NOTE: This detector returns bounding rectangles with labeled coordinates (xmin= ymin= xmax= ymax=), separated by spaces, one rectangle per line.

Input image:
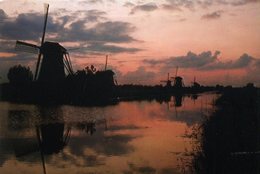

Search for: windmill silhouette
xmin=160 ymin=73 xmax=172 ymax=87
xmin=191 ymin=76 xmax=200 ymax=88
xmin=15 ymin=4 xmax=73 ymax=84
xmin=171 ymin=66 xmax=184 ymax=88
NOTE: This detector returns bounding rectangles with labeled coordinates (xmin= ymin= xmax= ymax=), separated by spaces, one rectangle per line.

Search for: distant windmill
xmin=160 ymin=73 xmax=172 ymax=87
xmin=171 ymin=66 xmax=184 ymax=88
xmin=191 ymin=76 xmax=200 ymax=88
xmin=15 ymin=4 xmax=73 ymax=84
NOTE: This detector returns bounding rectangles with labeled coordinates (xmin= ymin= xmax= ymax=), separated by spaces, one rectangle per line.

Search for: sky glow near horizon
xmin=0 ymin=0 xmax=260 ymax=86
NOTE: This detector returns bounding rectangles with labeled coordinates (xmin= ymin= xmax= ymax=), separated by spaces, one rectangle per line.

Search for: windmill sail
xmin=41 ymin=3 xmax=49 ymax=46
xmin=15 ymin=41 xmax=39 ymax=54
xmin=34 ymin=3 xmax=49 ymax=80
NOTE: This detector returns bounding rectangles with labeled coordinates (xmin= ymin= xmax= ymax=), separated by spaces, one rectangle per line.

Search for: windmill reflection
xmin=36 ymin=105 xmax=71 ymax=154
xmin=173 ymin=94 xmax=183 ymax=107
xmin=154 ymin=94 xmax=183 ymax=107
xmin=7 ymin=105 xmax=104 ymax=174
xmin=36 ymin=123 xmax=70 ymax=155
xmin=191 ymin=94 xmax=198 ymax=101
xmin=7 ymin=106 xmax=71 ymax=174
xmin=35 ymin=122 xmax=71 ymax=174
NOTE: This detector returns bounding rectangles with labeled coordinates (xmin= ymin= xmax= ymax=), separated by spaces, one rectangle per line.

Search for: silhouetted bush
xmin=7 ymin=65 xmax=33 ymax=84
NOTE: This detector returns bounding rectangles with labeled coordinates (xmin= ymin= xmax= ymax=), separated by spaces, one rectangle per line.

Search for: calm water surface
xmin=0 ymin=93 xmax=217 ymax=174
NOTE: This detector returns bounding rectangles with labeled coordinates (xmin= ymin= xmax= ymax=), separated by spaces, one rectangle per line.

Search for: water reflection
xmin=0 ymin=93 xmax=217 ymax=174
xmin=154 ymin=94 xmax=183 ymax=107
xmin=8 ymin=110 xmax=32 ymax=130
xmin=36 ymin=107 xmax=70 ymax=155
xmin=174 ymin=93 xmax=183 ymax=107
xmin=76 ymin=121 xmax=96 ymax=135
xmin=38 ymin=123 xmax=69 ymax=154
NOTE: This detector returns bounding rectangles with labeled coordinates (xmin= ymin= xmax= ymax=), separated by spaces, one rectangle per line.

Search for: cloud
xmin=178 ymin=18 xmax=187 ymax=22
xmin=161 ymin=4 xmax=182 ymax=11
xmin=57 ymin=20 xmax=137 ymax=43
xmin=0 ymin=8 xmax=138 ymax=43
xmin=78 ymin=9 xmax=107 ymax=22
xmin=123 ymin=163 xmax=181 ymax=174
xmin=144 ymin=51 xmax=220 ymax=69
xmin=117 ymin=66 xmax=156 ymax=85
xmin=51 ymin=9 xmax=106 ymax=25
xmin=244 ymin=58 xmax=260 ymax=85
xmin=161 ymin=0 xmax=260 ymax=11
xmin=229 ymin=0 xmax=260 ymax=6
xmin=123 ymin=163 xmax=156 ymax=174
xmin=0 ymin=131 xmax=137 ymax=168
xmin=79 ymin=0 xmax=116 ymax=5
xmin=201 ymin=10 xmax=224 ymax=20
xmin=201 ymin=53 xmax=257 ymax=70
xmin=143 ymin=51 xmax=260 ymax=71
xmin=0 ymin=11 xmax=60 ymax=41
xmin=68 ymin=133 xmax=136 ymax=157
xmin=162 ymin=0 xmax=195 ymax=11
xmin=79 ymin=0 xmax=103 ymax=4
xmin=0 ymin=40 xmax=16 ymax=52
xmin=130 ymin=3 xmax=158 ymax=14
xmin=83 ymin=42 xmax=142 ymax=54
xmin=124 ymin=1 xmax=135 ymax=7
xmin=0 ymin=9 xmax=7 ymax=20
xmin=0 ymin=8 xmax=140 ymax=56
xmin=51 ymin=10 xmax=137 ymax=44
xmin=0 ymin=54 xmax=36 ymax=62
xmin=69 ymin=42 xmax=142 ymax=55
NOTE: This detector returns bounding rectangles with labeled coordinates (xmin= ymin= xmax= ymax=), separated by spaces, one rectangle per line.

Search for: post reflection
xmin=76 ymin=121 xmax=96 ymax=135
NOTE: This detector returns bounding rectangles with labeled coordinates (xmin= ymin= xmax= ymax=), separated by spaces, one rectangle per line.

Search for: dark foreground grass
xmin=187 ymin=87 xmax=260 ymax=174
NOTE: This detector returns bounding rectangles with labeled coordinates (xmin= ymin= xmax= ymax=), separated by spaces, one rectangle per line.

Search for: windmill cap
xmin=41 ymin=41 xmax=67 ymax=54
xmin=175 ymin=76 xmax=183 ymax=80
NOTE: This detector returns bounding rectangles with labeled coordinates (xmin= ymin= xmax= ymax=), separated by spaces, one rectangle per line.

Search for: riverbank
xmin=187 ymin=86 xmax=260 ymax=173
xmin=0 ymin=81 xmax=230 ymax=105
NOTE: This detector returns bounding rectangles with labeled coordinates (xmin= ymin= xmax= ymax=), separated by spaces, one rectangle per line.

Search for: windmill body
xmin=171 ymin=66 xmax=184 ymax=88
xmin=174 ymin=76 xmax=184 ymax=88
xmin=38 ymin=42 xmax=66 ymax=84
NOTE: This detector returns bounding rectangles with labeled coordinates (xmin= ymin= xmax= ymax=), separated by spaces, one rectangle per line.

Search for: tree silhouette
xmin=7 ymin=65 xmax=33 ymax=84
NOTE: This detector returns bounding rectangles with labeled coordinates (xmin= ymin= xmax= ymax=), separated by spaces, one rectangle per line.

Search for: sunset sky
xmin=0 ymin=0 xmax=260 ymax=86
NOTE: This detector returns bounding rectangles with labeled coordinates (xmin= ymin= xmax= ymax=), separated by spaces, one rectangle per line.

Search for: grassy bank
xmin=187 ymin=87 xmax=260 ymax=174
